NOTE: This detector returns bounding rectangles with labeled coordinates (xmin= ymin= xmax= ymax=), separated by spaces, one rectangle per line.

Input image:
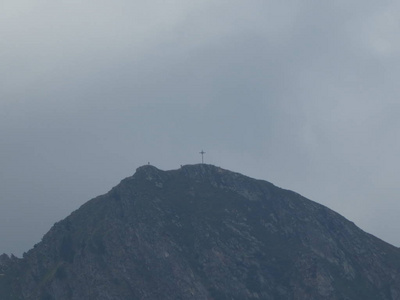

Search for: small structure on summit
xmin=199 ymin=150 xmax=206 ymax=164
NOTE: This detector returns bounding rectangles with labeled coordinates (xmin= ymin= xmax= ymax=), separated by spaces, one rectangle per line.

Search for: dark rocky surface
xmin=1 ymin=164 xmax=400 ymax=299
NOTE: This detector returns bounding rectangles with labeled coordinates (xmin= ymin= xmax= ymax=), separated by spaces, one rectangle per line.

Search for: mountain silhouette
xmin=1 ymin=164 xmax=400 ymax=299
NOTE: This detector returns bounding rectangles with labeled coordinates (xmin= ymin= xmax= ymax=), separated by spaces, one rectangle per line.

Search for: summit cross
xmin=200 ymin=150 xmax=206 ymax=164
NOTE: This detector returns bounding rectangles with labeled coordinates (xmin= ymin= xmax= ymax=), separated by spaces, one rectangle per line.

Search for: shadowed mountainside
xmin=1 ymin=164 xmax=400 ymax=299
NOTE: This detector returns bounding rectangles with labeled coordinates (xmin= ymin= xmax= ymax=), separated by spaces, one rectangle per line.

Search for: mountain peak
xmin=135 ymin=163 xmax=225 ymax=177
xmin=134 ymin=163 xmax=235 ymax=186
xmin=1 ymin=165 xmax=400 ymax=299
xmin=135 ymin=164 xmax=164 ymax=178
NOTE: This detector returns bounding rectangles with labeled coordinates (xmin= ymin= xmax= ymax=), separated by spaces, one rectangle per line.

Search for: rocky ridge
xmin=1 ymin=164 xmax=400 ymax=299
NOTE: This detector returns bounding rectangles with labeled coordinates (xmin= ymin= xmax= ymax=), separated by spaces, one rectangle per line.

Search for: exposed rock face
xmin=1 ymin=164 xmax=400 ymax=299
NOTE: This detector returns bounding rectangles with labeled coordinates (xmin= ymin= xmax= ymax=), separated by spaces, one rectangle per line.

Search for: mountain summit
xmin=1 ymin=164 xmax=400 ymax=299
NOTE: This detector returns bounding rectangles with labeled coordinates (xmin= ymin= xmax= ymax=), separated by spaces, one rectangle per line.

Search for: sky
xmin=1 ymin=0 xmax=400 ymax=256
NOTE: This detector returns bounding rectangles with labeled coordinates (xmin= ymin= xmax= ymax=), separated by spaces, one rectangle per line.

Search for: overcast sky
xmin=1 ymin=0 xmax=400 ymax=256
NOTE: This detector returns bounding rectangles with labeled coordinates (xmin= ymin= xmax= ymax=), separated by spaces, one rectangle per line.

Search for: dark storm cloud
xmin=1 ymin=0 xmax=400 ymax=255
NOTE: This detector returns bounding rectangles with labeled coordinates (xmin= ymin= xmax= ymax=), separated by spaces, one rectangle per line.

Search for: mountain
xmin=1 ymin=164 xmax=400 ymax=299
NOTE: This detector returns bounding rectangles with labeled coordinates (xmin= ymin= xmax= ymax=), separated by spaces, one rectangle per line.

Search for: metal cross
xmin=200 ymin=150 xmax=206 ymax=164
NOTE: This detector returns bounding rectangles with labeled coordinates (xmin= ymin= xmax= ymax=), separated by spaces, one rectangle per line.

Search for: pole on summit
xmin=200 ymin=150 xmax=205 ymax=164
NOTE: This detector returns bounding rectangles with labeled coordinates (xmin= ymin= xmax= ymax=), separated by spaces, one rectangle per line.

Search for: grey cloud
xmin=1 ymin=0 xmax=400 ymax=255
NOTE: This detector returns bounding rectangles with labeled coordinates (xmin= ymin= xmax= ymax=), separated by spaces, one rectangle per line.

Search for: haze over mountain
xmin=2 ymin=1 xmax=400 ymax=258
xmin=1 ymin=164 xmax=400 ymax=299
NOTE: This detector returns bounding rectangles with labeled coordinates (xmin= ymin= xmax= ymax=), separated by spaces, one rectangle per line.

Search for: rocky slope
xmin=1 ymin=164 xmax=400 ymax=299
